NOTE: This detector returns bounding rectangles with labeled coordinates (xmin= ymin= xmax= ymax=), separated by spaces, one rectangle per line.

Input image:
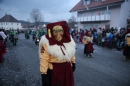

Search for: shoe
xmin=0 ymin=61 xmax=3 ymax=63
xmin=89 ymin=54 xmax=93 ymax=57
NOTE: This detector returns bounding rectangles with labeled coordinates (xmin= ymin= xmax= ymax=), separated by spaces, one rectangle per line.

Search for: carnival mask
xmin=52 ymin=25 xmax=64 ymax=42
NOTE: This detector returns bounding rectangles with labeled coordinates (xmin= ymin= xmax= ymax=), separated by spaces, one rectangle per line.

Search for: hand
xmin=72 ymin=63 xmax=76 ymax=72
xmin=41 ymin=74 xmax=50 ymax=86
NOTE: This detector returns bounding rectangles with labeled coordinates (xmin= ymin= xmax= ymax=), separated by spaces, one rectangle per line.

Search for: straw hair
xmin=48 ymin=29 xmax=51 ymax=37
xmin=83 ymin=36 xmax=92 ymax=43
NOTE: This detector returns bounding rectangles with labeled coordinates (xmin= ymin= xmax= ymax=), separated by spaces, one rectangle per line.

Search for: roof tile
xmin=0 ymin=15 xmax=19 ymax=22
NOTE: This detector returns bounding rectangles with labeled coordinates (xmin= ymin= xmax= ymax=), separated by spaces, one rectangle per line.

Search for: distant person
xmin=82 ymin=36 xmax=94 ymax=57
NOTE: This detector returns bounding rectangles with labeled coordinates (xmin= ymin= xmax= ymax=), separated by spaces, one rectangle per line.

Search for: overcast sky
xmin=0 ymin=0 xmax=79 ymax=22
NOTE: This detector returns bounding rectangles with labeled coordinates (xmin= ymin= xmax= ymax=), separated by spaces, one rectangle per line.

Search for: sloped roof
xmin=70 ymin=0 xmax=125 ymax=12
xmin=0 ymin=14 xmax=19 ymax=22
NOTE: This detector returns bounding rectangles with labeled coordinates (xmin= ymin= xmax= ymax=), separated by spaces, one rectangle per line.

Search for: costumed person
xmin=0 ymin=29 xmax=7 ymax=63
xmin=123 ymin=25 xmax=130 ymax=61
xmin=97 ymin=27 xmax=102 ymax=46
xmin=39 ymin=21 xmax=76 ymax=86
xmin=79 ymin=30 xmax=84 ymax=43
xmin=82 ymin=36 xmax=94 ymax=57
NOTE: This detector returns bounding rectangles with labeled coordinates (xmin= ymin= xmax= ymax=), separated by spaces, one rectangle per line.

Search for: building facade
xmin=0 ymin=14 xmax=22 ymax=30
xmin=70 ymin=0 xmax=130 ymax=30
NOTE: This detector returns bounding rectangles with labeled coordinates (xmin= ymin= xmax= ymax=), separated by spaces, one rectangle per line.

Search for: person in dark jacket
xmin=116 ymin=28 xmax=125 ymax=50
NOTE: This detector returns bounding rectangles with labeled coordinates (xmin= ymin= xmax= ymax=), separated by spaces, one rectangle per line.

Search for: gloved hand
xmin=41 ymin=74 xmax=50 ymax=86
xmin=72 ymin=63 xmax=76 ymax=72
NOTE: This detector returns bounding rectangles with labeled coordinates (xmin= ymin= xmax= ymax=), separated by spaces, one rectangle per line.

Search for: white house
xmin=0 ymin=14 xmax=22 ymax=30
xmin=70 ymin=0 xmax=130 ymax=30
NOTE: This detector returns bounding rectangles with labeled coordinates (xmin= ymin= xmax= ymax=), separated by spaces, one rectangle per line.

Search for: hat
xmin=45 ymin=21 xmax=71 ymax=46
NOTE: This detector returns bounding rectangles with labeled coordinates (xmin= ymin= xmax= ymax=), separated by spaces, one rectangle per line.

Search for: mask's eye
xmin=58 ymin=30 xmax=64 ymax=33
xmin=52 ymin=30 xmax=57 ymax=33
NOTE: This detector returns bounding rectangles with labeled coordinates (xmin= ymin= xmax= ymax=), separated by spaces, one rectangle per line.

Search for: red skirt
xmin=52 ymin=62 xmax=74 ymax=86
xmin=0 ymin=43 xmax=4 ymax=62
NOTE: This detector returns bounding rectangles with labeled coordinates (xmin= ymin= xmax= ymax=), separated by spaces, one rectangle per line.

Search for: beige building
xmin=70 ymin=0 xmax=130 ymax=30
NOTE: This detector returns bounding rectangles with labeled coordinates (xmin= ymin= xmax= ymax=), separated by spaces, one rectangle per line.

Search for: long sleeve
xmin=40 ymin=44 xmax=50 ymax=74
xmin=71 ymin=56 xmax=76 ymax=63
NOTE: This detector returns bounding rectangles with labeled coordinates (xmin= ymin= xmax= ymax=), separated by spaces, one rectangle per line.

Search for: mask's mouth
xmin=55 ymin=35 xmax=63 ymax=42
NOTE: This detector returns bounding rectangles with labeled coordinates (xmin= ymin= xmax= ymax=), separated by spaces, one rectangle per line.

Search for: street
xmin=0 ymin=33 xmax=130 ymax=86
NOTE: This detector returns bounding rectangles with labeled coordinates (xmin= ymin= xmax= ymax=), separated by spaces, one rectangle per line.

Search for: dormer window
xmin=86 ymin=0 xmax=90 ymax=5
xmin=83 ymin=0 xmax=90 ymax=5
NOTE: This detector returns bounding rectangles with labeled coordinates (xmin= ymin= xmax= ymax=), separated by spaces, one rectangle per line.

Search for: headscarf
xmin=45 ymin=21 xmax=71 ymax=46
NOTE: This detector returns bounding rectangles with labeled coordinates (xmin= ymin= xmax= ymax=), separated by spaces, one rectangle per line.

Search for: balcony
xmin=77 ymin=14 xmax=110 ymax=22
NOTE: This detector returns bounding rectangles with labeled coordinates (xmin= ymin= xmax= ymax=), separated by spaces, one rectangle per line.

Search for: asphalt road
xmin=0 ymin=33 xmax=130 ymax=86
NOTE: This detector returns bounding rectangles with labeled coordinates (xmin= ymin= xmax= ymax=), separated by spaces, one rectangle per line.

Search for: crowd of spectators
xmin=71 ymin=27 xmax=128 ymax=51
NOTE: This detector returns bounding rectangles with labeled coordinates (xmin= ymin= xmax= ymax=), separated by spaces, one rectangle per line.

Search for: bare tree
xmin=30 ymin=8 xmax=43 ymax=28
xmin=67 ymin=15 xmax=77 ymax=29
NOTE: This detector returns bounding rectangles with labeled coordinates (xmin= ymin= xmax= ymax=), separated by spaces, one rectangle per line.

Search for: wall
xmin=109 ymin=5 xmax=121 ymax=28
xmin=0 ymin=22 xmax=22 ymax=30
xmin=119 ymin=0 xmax=130 ymax=28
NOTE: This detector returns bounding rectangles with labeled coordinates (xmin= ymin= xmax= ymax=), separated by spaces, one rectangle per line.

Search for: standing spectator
xmin=93 ymin=28 xmax=97 ymax=44
xmin=108 ymin=31 xmax=114 ymax=49
xmin=101 ymin=29 xmax=106 ymax=47
xmin=116 ymin=28 xmax=124 ymax=51
xmin=97 ymin=28 xmax=102 ymax=46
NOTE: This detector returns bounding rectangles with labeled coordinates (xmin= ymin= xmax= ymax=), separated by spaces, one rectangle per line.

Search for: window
xmin=17 ymin=23 xmax=19 ymax=25
xmin=12 ymin=23 xmax=13 ymax=25
xmin=105 ymin=24 xmax=110 ymax=29
xmin=79 ymin=13 xmax=84 ymax=17
xmin=78 ymin=13 xmax=80 ymax=17
xmin=6 ymin=23 xmax=7 ymax=25
xmin=91 ymin=12 xmax=94 ymax=16
xmin=108 ymin=10 xmax=111 ymax=14
xmin=102 ymin=11 xmax=106 ymax=15
xmin=84 ymin=13 xmax=87 ymax=17
xmin=84 ymin=0 xmax=90 ymax=5
xmin=82 ymin=13 xmax=87 ymax=17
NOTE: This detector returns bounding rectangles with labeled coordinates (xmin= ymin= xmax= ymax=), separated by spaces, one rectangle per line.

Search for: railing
xmin=77 ymin=14 xmax=110 ymax=22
